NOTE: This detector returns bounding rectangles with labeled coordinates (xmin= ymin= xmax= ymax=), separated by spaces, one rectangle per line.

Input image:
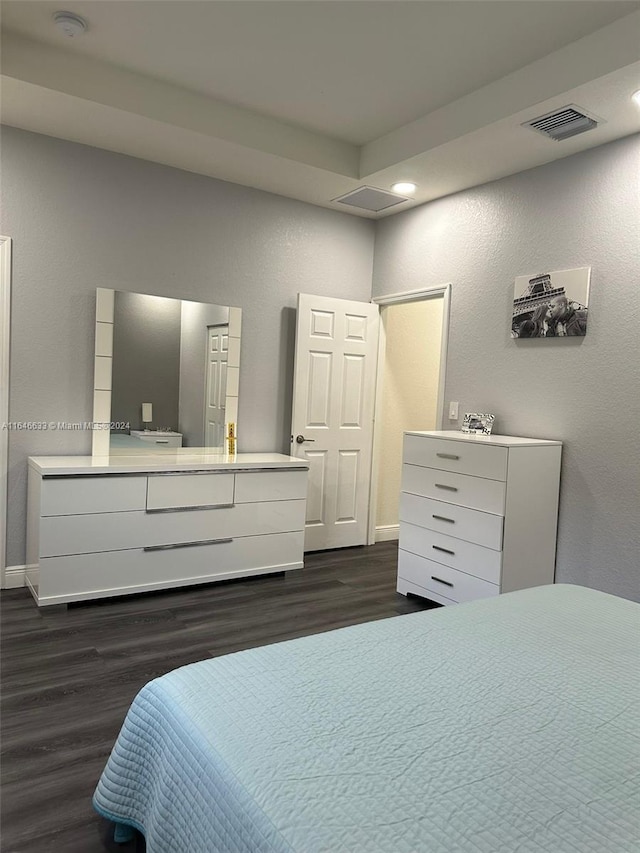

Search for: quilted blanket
xmin=94 ymin=584 xmax=640 ymax=852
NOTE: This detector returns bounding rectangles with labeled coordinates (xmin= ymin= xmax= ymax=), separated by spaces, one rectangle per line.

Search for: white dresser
xmin=397 ymin=431 xmax=562 ymax=605
xmin=26 ymin=451 xmax=308 ymax=606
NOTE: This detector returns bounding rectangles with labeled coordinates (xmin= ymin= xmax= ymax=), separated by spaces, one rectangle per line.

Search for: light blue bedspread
xmin=94 ymin=584 xmax=640 ymax=852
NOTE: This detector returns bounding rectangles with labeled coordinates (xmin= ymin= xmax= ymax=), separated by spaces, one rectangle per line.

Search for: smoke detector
xmin=53 ymin=11 xmax=87 ymax=38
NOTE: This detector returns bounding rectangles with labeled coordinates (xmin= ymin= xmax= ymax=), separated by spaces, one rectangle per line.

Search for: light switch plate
xmin=448 ymin=401 xmax=459 ymax=420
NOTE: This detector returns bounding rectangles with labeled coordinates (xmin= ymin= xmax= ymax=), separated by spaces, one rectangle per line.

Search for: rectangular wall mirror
xmin=92 ymin=288 xmax=241 ymax=456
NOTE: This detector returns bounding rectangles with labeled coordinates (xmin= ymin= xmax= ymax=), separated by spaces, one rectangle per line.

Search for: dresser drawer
xmin=146 ymin=472 xmax=234 ymax=510
xmin=402 ymin=464 xmax=506 ymax=515
xmin=398 ymin=550 xmax=499 ymax=604
xmin=40 ymin=499 xmax=306 ymax=556
xmin=399 ymin=521 xmax=502 ymax=584
xmin=40 ymin=476 xmax=147 ymax=516
xmin=403 ymin=434 xmax=508 ymax=481
xmin=235 ymin=470 xmax=307 ymax=503
xmin=38 ymin=531 xmax=304 ymax=602
xmin=399 ymin=493 xmax=503 ymax=551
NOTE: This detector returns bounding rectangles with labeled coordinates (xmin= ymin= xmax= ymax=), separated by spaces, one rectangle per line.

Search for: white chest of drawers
xmin=26 ymin=452 xmax=308 ymax=606
xmin=397 ymin=431 xmax=562 ymax=606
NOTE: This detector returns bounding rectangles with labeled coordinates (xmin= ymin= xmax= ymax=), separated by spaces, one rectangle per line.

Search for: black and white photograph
xmin=511 ymin=267 xmax=591 ymax=339
xmin=461 ymin=413 xmax=495 ymax=435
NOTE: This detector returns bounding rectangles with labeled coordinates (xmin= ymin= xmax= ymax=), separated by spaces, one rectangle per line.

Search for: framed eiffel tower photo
xmin=511 ymin=267 xmax=591 ymax=339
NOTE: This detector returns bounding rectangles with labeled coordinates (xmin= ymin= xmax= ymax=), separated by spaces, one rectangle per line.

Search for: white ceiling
xmin=2 ymin=1 xmax=637 ymax=144
xmin=2 ymin=1 xmax=640 ymax=217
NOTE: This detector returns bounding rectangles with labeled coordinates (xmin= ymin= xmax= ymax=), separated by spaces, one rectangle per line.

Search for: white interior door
xmin=204 ymin=325 xmax=228 ymax=448
xmin=291 ymin=293 xmax=380 ymax=551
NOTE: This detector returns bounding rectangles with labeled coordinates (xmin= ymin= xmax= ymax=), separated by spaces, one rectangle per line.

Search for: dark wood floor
xmin=1 ymin=542 xmax=436 ymax=852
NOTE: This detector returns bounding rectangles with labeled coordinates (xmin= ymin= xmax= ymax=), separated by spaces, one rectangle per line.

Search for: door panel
xmin=345 ymin=313 xmax=369 ymax=341
xmin=336 ymin=450 xmax=359 ymax=523
xmin=341 ymin=354 xmax=365 ymax=427
xmin=305 ymin=450 xmax=328 ymax=527
xmin=292 ymin=294 xmax=379 ymax=551
xmin=310 ymin=309 xmax=335 ymax=338
xmin=307 ymin=352 xmax=332 ymax=427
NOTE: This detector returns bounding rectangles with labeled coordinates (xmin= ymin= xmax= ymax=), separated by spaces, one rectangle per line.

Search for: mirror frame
xmin=91 ymin=288 xmax=242 ymax=455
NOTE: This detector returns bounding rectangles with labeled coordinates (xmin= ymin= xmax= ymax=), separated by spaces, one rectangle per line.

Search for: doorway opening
xmin=369 ymin=286 xmax=450 ymax=545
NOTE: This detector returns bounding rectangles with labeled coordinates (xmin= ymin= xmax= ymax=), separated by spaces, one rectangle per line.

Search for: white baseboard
xmin=3 ymin=564 xmax=27 ymax=589
xmin=375 ymin=525 xmax=399 ymax=543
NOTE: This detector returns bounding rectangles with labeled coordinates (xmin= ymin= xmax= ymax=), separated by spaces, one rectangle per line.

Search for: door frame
xmin=0 ymin=237 xmax=12 ymax=587
xmin=367 ymin=283 xmax=451 ymax=545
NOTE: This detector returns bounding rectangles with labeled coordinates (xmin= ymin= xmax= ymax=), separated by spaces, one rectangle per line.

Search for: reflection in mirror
xmin=92 ymin=289 xmax=241 ymax=456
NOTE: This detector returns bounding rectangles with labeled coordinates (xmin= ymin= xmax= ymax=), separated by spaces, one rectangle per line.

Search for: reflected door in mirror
xmin=205 ymin=325 xmax=228 ymax=448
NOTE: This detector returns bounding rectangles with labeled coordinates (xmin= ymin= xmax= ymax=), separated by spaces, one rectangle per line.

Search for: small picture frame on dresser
xmin=461 ymin=413 xmax=495 ymax=436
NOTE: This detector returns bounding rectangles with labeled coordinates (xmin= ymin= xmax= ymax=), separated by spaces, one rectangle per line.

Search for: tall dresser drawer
xmin=403 ymin=434 xmax=508 ymax=481
xmin=41 ymin=476 xmax=147 ymax=516
xmin=399 ymin=522 xmax=502 ymax=584
xmin=146 ymin=472 xmax=234 ymax=510
xmin=398 ymin=550 xmax=499 ymax=604
xmin=399 ymin=493 xmax=503 ymax=550
xmin=402 ymin=464 xmax=506 ymax=515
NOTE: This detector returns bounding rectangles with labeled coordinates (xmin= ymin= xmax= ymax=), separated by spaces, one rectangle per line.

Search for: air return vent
xmin=523 ymin=105 xmax=601 ymax=141
xmin=333 ymin=186 xmax=409 ymax=212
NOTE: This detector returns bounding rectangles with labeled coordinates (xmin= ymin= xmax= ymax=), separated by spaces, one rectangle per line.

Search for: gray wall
xmin=3 ymin=126 xmax=638 ymax=598
xmin=373 ymin=135 xmax=640 ymax=602
xmin=0 ymin=127 xmax=375 ymax=566
xmin=112 ymin=291 xmax=181 ymax=432
xmin=179 ymin=301 xmax=230 ymax=446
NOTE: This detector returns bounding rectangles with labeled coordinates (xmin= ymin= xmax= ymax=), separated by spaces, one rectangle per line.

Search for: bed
xmin=93 ymin=584 xmax=640 ymax=852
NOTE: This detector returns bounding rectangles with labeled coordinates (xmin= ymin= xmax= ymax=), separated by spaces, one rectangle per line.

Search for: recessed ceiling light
xmin=53 ymin=11 xmax=87 ymax=38
xmin=633 ymin=90 xmax=640 ymax=107
xmin=391 ymin=182 xmax=417 ymax=195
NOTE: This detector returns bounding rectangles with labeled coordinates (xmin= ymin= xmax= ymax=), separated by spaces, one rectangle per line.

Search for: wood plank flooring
xmin=1 ymin=542 xmax=437 ymax=852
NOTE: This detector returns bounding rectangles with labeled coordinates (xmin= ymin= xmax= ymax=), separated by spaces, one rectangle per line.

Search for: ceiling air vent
xmin=523 ymin=105 xmax=601 ymax=142
xmin=333 ymin=186 xmax=409 ymax=212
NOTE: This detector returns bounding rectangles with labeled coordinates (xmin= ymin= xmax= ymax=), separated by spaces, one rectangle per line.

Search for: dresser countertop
xmin=405 ymin=430 xmax=562 ymax=447
xmin=28 ymin=451 xmax=308 ymax=476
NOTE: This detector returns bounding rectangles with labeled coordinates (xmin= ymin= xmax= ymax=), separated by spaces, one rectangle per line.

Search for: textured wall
xmin=376 ymin=299 xmax=443 ymax=530
xmin=111 ymin=291 xmax=181 ymax=432
xmin=373 ymin=135 xmax=640 ymax=601
xmin=1 ymin=127 xmax=374 ymax=566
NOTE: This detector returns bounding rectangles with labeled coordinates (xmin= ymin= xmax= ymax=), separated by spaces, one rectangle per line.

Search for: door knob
xmin=295 ymin=435 xmax=315 ymax=444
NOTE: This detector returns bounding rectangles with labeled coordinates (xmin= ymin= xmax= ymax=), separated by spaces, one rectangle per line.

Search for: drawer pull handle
xmin=435 ymin=483 xmax=458 ymax=492
xmin=155 ymin=440 xmax=170 ymax=444
xmin=433 ymin=545 xmax=455 ymax=555
xmin=432 ymin=514 xmax=455 ymax=524
xmin=144 ymin=537 xmax=233 ymax=552
xmin=431 ymin=576 xmax=454 ymax=588
xmin=436 ymin=453 xmax=459 ymax=460
xmin=146 ymin=503 xmax=235 ymax=514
